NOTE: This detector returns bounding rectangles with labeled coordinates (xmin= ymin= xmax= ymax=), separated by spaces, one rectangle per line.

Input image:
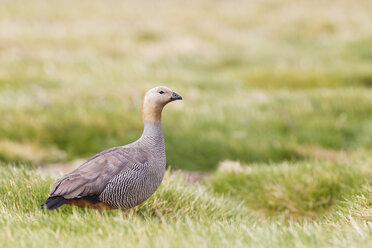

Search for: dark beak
xmin=170 ymin=91 xmax=182 ymax=101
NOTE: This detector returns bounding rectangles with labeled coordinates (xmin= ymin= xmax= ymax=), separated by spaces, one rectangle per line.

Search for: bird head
xmin=142 ymin=86 xmax=182 ymax=122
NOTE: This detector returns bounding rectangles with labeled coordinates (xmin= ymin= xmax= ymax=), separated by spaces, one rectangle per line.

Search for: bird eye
xmin=159 ymin=91 xmax=164 ymax=94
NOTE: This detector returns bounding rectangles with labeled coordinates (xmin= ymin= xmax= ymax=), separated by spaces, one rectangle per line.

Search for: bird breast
xmin=99 ymin=161 xmax=165 ymax=209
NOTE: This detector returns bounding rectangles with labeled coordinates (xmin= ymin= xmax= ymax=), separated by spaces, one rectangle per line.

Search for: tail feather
xmin=41 ymin=196 xmax=68 ymax=210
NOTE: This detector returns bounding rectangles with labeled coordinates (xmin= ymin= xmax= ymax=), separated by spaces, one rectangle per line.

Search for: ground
xmin=0 ymin=0 xmax=371 ymax=247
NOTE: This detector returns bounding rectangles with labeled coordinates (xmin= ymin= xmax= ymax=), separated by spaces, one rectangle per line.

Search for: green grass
xmin=1 ymin=0 xmax=372 ymax=169
xmin=1 ymin=0 xmax=372 ymax=246
xmin=209 ymin=160 xmax=372 ymax=218
xmin=0 ymin=163 xmax=371 ymax=248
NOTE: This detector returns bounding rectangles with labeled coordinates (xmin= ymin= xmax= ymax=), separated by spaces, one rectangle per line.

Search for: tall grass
xmin=0 ymin=163 xmax=371 ymax=247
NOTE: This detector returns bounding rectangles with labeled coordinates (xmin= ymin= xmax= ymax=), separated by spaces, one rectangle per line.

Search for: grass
xmin=209 ymin=160 xmax=372 ymax=218
xmin=1 ymin=0 xmax=372 ymax=169
xmin=1 ymin=0 xmax=372 ymax=247
xmin=0 ymin=163 xmax=371 ymax=248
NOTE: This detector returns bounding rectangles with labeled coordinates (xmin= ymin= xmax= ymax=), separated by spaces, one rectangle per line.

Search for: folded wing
xmin=49 ymin=146 xmax=148 ymax=199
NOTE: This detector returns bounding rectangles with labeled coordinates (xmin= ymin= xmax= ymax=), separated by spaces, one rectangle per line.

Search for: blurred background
xmin=1 ymin=0 xmax=372 ymax=172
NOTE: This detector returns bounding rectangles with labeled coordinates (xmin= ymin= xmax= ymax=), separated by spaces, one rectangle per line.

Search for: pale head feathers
xmin=142 ymin=86 xmax=182 ymax=123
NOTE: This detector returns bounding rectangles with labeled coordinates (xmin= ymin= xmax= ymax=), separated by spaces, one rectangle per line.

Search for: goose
xmin=41 ymin=86 xmax=182 ymax=210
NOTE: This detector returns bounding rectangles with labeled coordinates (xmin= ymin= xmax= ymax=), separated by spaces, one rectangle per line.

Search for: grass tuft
xmin=209 ymin=160 xmax=372 ymax=218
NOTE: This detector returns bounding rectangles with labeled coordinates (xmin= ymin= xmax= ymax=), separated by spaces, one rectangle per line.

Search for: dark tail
xmin=41 ymin=196 xmax=68 ymax=210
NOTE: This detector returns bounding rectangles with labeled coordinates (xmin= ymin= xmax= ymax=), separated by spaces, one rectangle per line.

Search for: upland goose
xmin=41 ymin=86 xmax=182 ymax=210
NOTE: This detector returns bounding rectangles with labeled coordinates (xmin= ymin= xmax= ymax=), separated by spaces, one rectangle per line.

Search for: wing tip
xmin=41 ymin=196 xmax=68 ymax=210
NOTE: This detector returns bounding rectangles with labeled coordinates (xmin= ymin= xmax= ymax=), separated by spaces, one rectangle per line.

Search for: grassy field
xmin=0 ymin=163 xmax=371 ymax=247
xmin=0 ymin=0 xmax=372 ymax=247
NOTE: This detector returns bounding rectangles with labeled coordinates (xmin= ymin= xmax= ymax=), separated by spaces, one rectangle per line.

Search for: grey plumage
xmin=99 ymin=122 xmax=166 ymax=208
xmin=44 ymin=122 xmax=166 ymax=209
xmin=41 ymin=86 xmax=182 ymax=210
